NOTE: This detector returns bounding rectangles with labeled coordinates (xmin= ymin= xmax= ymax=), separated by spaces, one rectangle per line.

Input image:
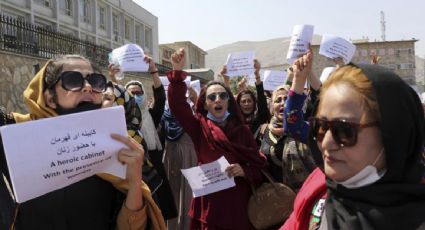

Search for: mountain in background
xmin=206 ymin=36 xmax=424 ymax=89
xmin=205 ymin=35 xmax=322 ymax=74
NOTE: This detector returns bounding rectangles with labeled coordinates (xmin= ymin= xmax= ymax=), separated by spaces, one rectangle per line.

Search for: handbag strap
xmin=250 ymin=169 xmax=280 ymax=198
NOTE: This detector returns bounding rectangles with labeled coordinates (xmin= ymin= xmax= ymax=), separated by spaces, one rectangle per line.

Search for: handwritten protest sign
xmin=110 ymin=44 xmax=149 ymax=72
xmin=181 ymin=156 xmax=235 ymax=197
xmin=263 ymin=70 xmax=288 ymax=91
xmin=320 ymin=67 xmax=336 ymax=83
xmin=287 ymin=25 xmax=314 ymax=64
xmin=0 ymin=107 xmax=127 ymax=203
xmin=319 ymin=35 xmax=356 ymax=64
xmin=225 ymin=51 xmax=255 ymax=77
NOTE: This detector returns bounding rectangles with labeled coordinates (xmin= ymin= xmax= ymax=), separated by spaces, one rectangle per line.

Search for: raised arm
xmin=167 ymin=48 xmax=201 ymax=143
xmin=220 ymin=65 xmax=230 ymax=88
xmin=254 ymin=59 xmax=270 ymax=124
xmin=144 ymin=55 xmax=161 ymax=89
xmin=284 ymin=51 xmax=313 ymax=143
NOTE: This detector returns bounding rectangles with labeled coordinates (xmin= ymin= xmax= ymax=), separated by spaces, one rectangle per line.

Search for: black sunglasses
xmin=50 ymin=71 xmax=107 ymax=93
xmin=206 ymin=92 xmax=229 ymax=101
xmin=309 ymin=117 xmax=380 ymax=147
xmin=130 ymin=90 xmax=144 ymax=96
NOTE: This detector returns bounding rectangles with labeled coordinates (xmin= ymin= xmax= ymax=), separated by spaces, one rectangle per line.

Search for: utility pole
xmin=380 ymin=11 xmax=386 ymax=41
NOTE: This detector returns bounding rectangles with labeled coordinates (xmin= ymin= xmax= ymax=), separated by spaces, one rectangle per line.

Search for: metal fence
xmin=0 ymin=15 xmax=171 ymax=74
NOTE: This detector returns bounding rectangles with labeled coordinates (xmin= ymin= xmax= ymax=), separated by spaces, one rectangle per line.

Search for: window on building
xmin=378 ymin=48 xmax=385 ymax=56
xmin=361 ymin=49 xmax=368 ymax=57
xmin=59 ymin=0 xmax=72 ymax=16
xmin=80 ymin=0 xmax=91 ymax=23
xmin=388 ymin=48 xmax=394 ymax=55
xmin=98 ymin=6 xmax=105 ymax=30
xmin=399 ymin=63 xmax=413 ymax=70
xmin=35 ymin=19 xmax=54 ymax=31
xmin=162 ymin=60 xmax=172 ymax=68
xmin=144 ymin=27 xmax=152 ymax=51
xmin=387 ymin=64 xmax=397 ymax=71
xmin=124 ymin=19 xmax=130 ymax=40
xmin=112 ymin=14 xmax=120 ymax=42
xmin=35 ymin=0 xmax=52 ymax=8
xmin=163 ymin=49 xmax=172 ymax=59
xmin=135 ymin=25 xmax=143 ymax=45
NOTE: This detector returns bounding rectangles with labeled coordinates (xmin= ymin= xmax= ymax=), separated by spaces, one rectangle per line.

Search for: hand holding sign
xmin=225 ymin=51 xmax=255 ymax=77
xmin=287 ymin=25 xmax=314 ymax=64
xmin=181 ymin=156 xmax=235 ymax=197
xmin=291 ymin=51 xmax=313 ymax=94
xmin=319 ymin=35 xmax=356 ymax=65
xmin=110 ymin=44 xmax=149 ymax=72
xmin=111 ymin=134 xmax=144 ymax=187
xmin=0 ymin=107 xmax=128 ymax=203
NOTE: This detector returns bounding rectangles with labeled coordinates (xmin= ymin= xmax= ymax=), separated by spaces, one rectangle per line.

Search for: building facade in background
xmin=160 ymin=41 xmax=213 ymax=84
xmin=160 ymin=41 xmax=207 ymax=69
xmin=312 ymin=39 xmax=417 ymax=85
xmin=158 ymin=44 xmax=175 ymax=69
xmin=0 ymin=0 xmax=159 ymax=61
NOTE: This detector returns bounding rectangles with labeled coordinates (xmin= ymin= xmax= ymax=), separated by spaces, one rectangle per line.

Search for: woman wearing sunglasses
xmin=0 ymin=55 xmax=165 ymax=229
xmin=281 ymin=52 xmax=425 ymax=229
xmin=167 ymin=48 xmax=267 ymax=230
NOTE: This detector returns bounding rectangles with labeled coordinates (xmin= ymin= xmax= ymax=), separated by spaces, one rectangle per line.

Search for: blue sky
xmin=135 ymin=0 xmax=425 ymax=56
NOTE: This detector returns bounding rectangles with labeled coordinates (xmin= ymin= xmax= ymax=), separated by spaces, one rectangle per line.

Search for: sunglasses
xmin=50 ymin=71 xmax=107 ymax=93
xmin=309 ymin=117 xmax=379 ymax=147
xmin=206 ymin=92 xmax=229 ymax=101
xmin=131 ymin=91 xmax=144 ymax=96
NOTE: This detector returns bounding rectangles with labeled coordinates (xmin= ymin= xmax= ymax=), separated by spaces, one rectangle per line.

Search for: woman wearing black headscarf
xmin=281 ymin=51 xmax=425 ymax=230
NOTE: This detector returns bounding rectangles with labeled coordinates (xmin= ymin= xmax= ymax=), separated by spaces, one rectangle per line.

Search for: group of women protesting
xmin=0 ymin=43 xmax=425 ymax=230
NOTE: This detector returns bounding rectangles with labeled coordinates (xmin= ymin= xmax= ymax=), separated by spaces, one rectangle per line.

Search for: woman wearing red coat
xmin=167 ymin=48 xmax=267 ymax=230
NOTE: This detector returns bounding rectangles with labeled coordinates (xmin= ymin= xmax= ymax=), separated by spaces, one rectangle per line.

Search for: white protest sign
xmin=319 ymin=35 xmax=356 ymax=64
xmin=287 ymin=25 xmax=314 ymax=64
xmin=187 ymin=80 xmax=201 ymax=107
xmin=181 ymin=156 xmax=235 ymax=197
xmin=160 ymin=76 xmax=191 ymax=100
xmin=247 ymin=70 xmax=265 ymax=86
xmin=263 ymin=70 xmax=288 ymax=91
xmin=111 ymin=44 xmax=149 ymax=72
xmin=0 ymin=107 xmax=127 ymax=203
xmin=320 ymin=67 xmax=336 ymax=83
xmin=225 ymin=51 xmax=255 ymax=77
xmin=190 ymin=80 xmax=201 ymax=96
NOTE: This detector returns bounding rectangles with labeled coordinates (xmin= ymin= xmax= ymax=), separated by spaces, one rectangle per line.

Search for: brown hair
xmin=318 ymin=65 xmax=380 ymax=122
xmin=236 ymin=89 xmax=257 ymax=113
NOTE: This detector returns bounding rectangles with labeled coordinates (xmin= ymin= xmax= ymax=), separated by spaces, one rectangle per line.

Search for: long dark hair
xmin=195 ymin=81 xmax=244 ymax=125
xmin=236 ymin=89 xmax=257 ymax=115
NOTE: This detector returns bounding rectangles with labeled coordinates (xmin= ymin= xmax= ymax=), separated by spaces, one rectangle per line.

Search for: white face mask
xmin=338 ymin=149 xmax=386 ymax=189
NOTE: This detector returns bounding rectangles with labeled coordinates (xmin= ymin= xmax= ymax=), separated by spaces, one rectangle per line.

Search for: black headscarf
xmin=160 ymin=107 xmax=184 ymax=141
xmin=308 ymin=64 xmax=425 ymax=230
